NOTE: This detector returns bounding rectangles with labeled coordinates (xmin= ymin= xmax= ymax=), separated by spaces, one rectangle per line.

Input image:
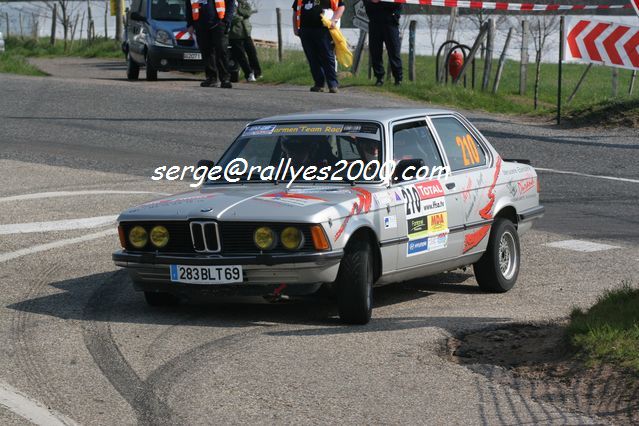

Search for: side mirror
xmin=393 ymin=158 xmax=425 ymax=182
xmin=130 ymin=11 xmax=146 ymax=22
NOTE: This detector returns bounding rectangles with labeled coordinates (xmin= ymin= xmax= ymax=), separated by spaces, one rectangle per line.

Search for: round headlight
xmin=281 ymin=227 xmax=303 ymax=250
xmin=254 ymin=226 xmax=276 ymax=250
xmin=129 ymin=226 xmax=148 ymax=249
xmin=150 ymin=226 xmax=170 ymax=248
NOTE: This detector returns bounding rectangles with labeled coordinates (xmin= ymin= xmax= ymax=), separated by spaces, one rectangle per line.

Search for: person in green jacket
xmin=229 ymin=0 xmax=262 ymax=82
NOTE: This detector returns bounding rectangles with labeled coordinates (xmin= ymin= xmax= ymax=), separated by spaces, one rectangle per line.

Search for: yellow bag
xmin=321 ymin=15 xmax=353 ymax=68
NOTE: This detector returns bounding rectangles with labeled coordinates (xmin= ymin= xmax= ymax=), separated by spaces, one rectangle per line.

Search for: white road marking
xmin=0 ymin=229 xmax=117 ymax=263
xmin=0 ymin=380 xmax=79 ymax=426
xmin=0 ymin=215 xmax=117 ymax=235
xmin=0 ymin=190 xmax=170 ymax=203
xmin=535 ymin=168 xmax=639 ymax=184
xmin=545 ymin=239 xmax=621 ymax=253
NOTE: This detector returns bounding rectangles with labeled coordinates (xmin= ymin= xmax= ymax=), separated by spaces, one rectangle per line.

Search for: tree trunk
xmin=534 ymin=50 xmax=541 ymax=110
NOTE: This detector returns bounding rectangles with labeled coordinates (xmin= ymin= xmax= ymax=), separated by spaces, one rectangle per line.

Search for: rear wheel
xmin=145 ymin=55 xmax=158 ymax=81
xmin=473 ymin=218 xmax=520 ymax=293
xmin=336 ymin=239 xmax=374 ymax=325
xmin=127 ymin=54 xmax=139 ymax=81
xmin=144 ymin=291 xmax=179 ymax=307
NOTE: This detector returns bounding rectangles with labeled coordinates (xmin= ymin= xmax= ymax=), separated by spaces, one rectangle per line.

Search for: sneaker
xmin=221 ymin=81 xmax=233 ymax=89
xmin=200 ymin=79 xmax=218 ymax=87
xmin=310 ymin=86 xmax=324 ymax=92
xmin=329 ymin=87 xmax=339 ymax=94
xmin=394 ymin=80 xmax=402 ymax=86
xmin=374 ymin=78 xmax=384 ymax=87
xmin=247 ymin=73 xmax=257 ymax=82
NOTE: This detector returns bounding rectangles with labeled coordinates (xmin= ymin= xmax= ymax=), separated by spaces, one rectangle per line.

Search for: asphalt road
xmin=0 ymin=58 xmax=638 ymax=425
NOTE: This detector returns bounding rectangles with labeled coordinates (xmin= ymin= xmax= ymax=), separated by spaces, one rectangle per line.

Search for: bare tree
xmin=530 ymin=15 xmax=560 ymax=109
xmin=45 ymin=0 xmax=81 ymax=50
xmin=465 ymin=10 xmax=508 ymax=59
xmin=424 ymin=13 xmax=447 ymax=56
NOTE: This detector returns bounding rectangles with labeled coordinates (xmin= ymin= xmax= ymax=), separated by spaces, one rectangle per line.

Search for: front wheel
xmin=127 ymin=54 xmax=139 ymax=80
xmin=473 ymin=218 xmax=520 ymax=293
xmin=145 ymin=55 xmax=158 ymax=81
xmin=336 ymin=239 xmax=374 ymax=325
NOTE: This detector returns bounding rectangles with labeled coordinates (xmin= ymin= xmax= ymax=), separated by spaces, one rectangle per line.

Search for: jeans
xmin=299 ymin=27 xmax=338 ymax=89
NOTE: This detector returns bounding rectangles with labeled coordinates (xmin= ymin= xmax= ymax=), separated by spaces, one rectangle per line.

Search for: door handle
xmin=446 ymin=182 xmax=456 ymax=190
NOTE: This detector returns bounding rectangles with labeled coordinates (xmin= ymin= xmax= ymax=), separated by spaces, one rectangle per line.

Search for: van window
xmin=131 ymin=0 xmax=142 ymax=14
xmin=431 ymin=117 xmax=486 ymax=171
xmin=151 ymin=0 xmax=186 ymax=21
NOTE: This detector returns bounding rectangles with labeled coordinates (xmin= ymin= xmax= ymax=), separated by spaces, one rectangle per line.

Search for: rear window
xmin=431 ymin=117 xmax=486 ymax=172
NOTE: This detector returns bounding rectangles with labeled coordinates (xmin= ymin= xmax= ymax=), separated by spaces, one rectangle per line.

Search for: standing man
xmin=230 ymin=0 xmax=262 ymax=82
xmin=292 ymin=0 xmax=345 ymax=94
xmin=185 ymin=0 xmax=235 ymax=88
xmin=364 ymin=0 xmax=403 ymax=86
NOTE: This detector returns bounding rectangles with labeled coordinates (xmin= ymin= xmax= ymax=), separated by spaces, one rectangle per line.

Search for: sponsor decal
xmin=138 ymin=193 xmax=219 ymax=209
xmin=243 ymin=125 xmax=276 ymax=136
xmin=401 ymin=180 xmax=449 ymax=256
xmin=257 ymin=191 xmax=326 ymax=207
xmin=428 ymin=212 xmax=448 ymax=234
xmin=407 ymin=237 xmax=429 ymax=256
xmin=518 ymin=176 xmax=535 ymax=195
xmin=407 ymin=215 xmax=428 ymax=238
xmin=334 ymin=188 xmax=373 ymax=241
xmin=428 ymin=233 xmax=449 ymax=251
xmin=414 ymin=180 xmax=445 ymax=200
xmin=289 ymin=187 xmax=351 ymax=195
xmin=463 ymin=157 xmax=502 ymax=253
xmin=384 ymin=215 xmax=397 ymax=230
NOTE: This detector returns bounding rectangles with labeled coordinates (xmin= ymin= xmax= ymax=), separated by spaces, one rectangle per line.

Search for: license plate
xmin=183 ymin=52 xmax=201 ymax=60
xmin=170 ymin=265 xmax=242 ymax=285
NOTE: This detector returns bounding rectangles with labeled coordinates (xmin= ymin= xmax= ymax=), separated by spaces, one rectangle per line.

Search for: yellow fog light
xmin=150 ymin=226 xmax=170 ymax=248
xmin=254 ymin=226 xmax=276 ymax=250
xmin=281 ymin=227 xmax=303 ymax=250
xmin=129 ymin=226 xmax=148 ymax=249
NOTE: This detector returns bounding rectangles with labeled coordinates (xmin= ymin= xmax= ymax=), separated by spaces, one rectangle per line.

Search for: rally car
xmin=113 ymin=108 xmax=544 ymax=324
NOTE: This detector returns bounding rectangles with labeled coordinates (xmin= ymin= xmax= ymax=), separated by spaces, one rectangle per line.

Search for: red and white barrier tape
xmin=378 ymin=0 xmax=634 ymax=13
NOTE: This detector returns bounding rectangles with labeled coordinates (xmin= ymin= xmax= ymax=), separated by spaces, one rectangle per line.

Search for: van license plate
xmin=183 ymin=52 xmax=202 ymax=60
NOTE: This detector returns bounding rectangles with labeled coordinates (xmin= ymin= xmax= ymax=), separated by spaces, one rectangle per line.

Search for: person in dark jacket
xmin=364 ymin=0 xmax=403 ymax=86
xmin=185 ymin=0 xmax=235 ymax=88
xmin=292 ymin=0 xmax=345 ymax=94
xmin=229 ymin=0 xmax=262 ymax=82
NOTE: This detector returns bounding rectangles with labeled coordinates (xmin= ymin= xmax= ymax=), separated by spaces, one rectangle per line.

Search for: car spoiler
xmin=503 ymin=158 xmax=531 ymax=165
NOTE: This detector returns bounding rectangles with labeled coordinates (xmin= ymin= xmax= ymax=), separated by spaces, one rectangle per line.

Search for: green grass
xmin=257 ymin=47 xmax=639 ymax=120
xmin=0 ymin=52 xmax=47 ymax=76
xmin=567 ymin=282 xmax=639 ymax=374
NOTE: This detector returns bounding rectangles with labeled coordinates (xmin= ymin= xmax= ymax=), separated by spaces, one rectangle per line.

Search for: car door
xmin=391 ymin=119 xmax=463 ymax=271
xmin=428 ymin=115 xmax=494 ymax=257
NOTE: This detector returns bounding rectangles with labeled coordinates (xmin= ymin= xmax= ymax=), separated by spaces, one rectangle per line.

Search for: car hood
xmin=118 ymin=184 xmax=389 ymax=224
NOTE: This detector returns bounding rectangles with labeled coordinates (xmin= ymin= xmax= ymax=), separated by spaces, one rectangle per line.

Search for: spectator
xmin=292 ymin=0 xmax=345 ymax=94
xmin=230 ymin=0 xmax=262 ymax=82
xmin=364 ymin=0 xmax=403 ymax=86
xmin=185 ymin=0 xmax=235 ymax=88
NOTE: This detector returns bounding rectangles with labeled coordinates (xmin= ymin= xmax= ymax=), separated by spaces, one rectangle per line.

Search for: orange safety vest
xmin=191 ymin=0 xmax=225 ymax=22
xmin=295 ymin=0 xmax=339 ymax=30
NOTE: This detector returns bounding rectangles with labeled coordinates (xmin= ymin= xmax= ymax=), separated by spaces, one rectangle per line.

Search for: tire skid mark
xmin=9 ymin=262 xmax=70 ymax=414
xmin=82 ymin=271 xmax=174 ymax=425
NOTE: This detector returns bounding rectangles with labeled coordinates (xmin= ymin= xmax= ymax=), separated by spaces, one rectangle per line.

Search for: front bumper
xmin=113 ymin=250 xmax=343 ymax=294
xmin=147 ymin=45 xmax=203 ymax=72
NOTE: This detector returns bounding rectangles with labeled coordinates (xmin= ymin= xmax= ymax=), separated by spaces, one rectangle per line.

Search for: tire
xmin=336 ymin=239 xmax=374 ymax=325
xmin=473 ymin=218 xmax=520 ymax=293
xmin=127 ymin=54 xmax=139 ymax=81
xmin=144 ymin=291 xmax=179 ymax=307
xmin=145 ymin=56 xmax=158 ymax=81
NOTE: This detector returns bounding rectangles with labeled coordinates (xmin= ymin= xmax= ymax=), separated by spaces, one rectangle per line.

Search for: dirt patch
xmin=446 ymin=323 xmax=639 ymax=424
xmin=565 ymin=99 xmax=639 ymax=129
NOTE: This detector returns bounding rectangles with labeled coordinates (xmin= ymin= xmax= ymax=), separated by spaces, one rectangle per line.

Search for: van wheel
xmin=144 ymin=291 xmax=178 ymax=307
xmin=127 ymin=54 xmax=139 ymax=80
xmin=146 ymin=56 xmax=158 ymax=81
xmin=336 ymin=239 xmax=373 ymax=325
xmin=473 ymin=218 xmax=520 ymax=293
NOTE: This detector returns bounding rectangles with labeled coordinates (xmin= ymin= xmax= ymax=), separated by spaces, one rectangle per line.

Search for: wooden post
xmin=104 ymin=0 xmax=108 ymax=38
xmin=630 ymin=71 xmax=637 ymax=95
xmin=481 ymin=18 xmax=495 ymax=91
xmin=408 ymin=20 xmax=416 ymax=82
xmin=492 ymin=27 xmax=513 ymax=94
xmin=439 ymin=7 xmax=457 ymax=83
xmin=520 ymin=20 xmax=529 ymax=95
xmin=19 ymin=13 xmax=23 ymax=37
xmin=557 ymin=16 xmax=565 ymax=126
xmin=276 ymin=8 xmax=283 ymax=62
xmin=454 ymin=22 xmax=489 ymax=85
xmin=612 ymin=68 xmax=619 ymax=97
xmin=352 ymin=29 xmax=367 ymax=76
xmin=115 ymin=0 xmax=123 ymax=41
xmin=79 ymin=12 xmax=85 ymax=44
xmin=50 ymin=6 xmax=57 ymax=46
xmin=4 ymin=12 xmax=9 ymax=38
xmin=567 ymin=63 xmax=592 ymax=103
xmin=31 ymin=14 xmax=38 ymax=40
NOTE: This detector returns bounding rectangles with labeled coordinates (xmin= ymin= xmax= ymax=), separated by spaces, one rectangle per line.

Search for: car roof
xmin=250 ymin=108 xmax=456 ymax=125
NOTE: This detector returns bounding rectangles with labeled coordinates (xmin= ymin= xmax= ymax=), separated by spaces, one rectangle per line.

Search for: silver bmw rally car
xmin=113 ymin=108 xmax=544 ymax=324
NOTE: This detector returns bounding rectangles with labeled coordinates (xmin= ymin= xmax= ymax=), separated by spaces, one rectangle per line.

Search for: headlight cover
xmin=150 ymin=226 xmax=170 ymax=248
xmin=154 ymin=30 xmax=173 ymax=47
xmin=254 ymin=227 xmax=277 ymax=250
xmin=281 ymin=227 xmax=303 ymax=250
xmin=129 ymin=226 xmax=148 ymax=249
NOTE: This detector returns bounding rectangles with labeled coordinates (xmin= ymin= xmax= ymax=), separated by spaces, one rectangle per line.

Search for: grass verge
xmin=0 ymin=53 xmax=47 ymax=76
xmin=567 ymin=282 xmax=639 ymax=374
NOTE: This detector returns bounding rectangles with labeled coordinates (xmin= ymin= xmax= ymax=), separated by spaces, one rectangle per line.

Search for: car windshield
xmin=151 ymin=0 xmax=186 ymax=21
xmin=216 ymin=122 xmax=384 ymax=183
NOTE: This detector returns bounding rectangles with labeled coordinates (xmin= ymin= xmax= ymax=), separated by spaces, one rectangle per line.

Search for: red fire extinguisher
xmin=449 ymin=51 xmax=464 ymax=80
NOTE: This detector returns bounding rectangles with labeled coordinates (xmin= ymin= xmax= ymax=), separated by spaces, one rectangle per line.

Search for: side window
xmin=140 ymin=0 xmax=148 ymax=17
xmin=131 ymin=0 xmax=142 ymax=15
xmin=431 ymin=117 xmax=486 ymax=172
xmin=392 ymin=121 xmax=443 ymax=169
